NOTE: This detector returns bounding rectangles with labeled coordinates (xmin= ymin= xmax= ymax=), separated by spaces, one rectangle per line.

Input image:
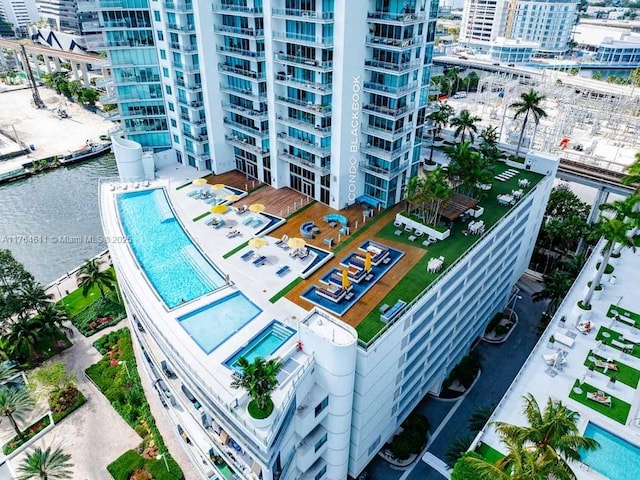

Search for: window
xmin=160 ymin=49 xmax=167 ymax=60
xmin=314 ymin=397 xmax=328 ymax=417
xmin=165 ymin=85 xmax=172 ymax=95
xmin=367 ymin=436 xmax=381 ymax=455
xmin=314 ymin=465 xmax=327 ymax=480
xmin=168 ymin=102 xmax=174 ymax=112
xmin=157 ymin=30 xmax=163 ymax=41
xmin=170 ymin=118 xmax=177 ymax=128
xmin=314 ymin=433 xmax=327 ymax=453
xmin=173 ymin=134 xmax=179 ymax=143
xmin=162 ymin=67 xmax=169 ymax=78
xmin=153 ymin=10 xmax=161 ymax=21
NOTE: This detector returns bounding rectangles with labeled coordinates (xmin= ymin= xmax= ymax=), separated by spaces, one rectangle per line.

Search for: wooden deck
xmin=284 ymin=206 xmax=426 ymax=330
xmin=202 ymin=170 xmax=261 ymax=192
xmin=241 ymin=187 xmax=310 ymax=219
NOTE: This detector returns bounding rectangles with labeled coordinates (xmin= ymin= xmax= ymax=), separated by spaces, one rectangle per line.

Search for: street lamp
xmin=156 ymin=453 xmax=170 ymax=473
xmin=118 ymin=360 xmax=130 ymax=379
xmin=508 ymin=295 xmax=523 ymax=323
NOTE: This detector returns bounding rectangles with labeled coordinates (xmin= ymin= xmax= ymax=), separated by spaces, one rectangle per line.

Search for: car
xmin=453 ymin=92 xmax=467 ymax=99
xmin=458 ymin=55 xmax=468 ymax=60
xmin=507 ymin=63 xmax=515 ymax=67
xmin=493 ymin=62 xmax=500 ymax=66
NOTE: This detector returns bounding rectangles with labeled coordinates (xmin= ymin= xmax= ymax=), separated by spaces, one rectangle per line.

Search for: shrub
xmin=403 ymin=413 xmax=430 ymax=436
xmin=390 ymin=432 xmax=414 ymax=460
xmin=495 ymin=324 xmax=510 ymax=336
xmin=451 ymin=452 xmax=483 ymax=480
xmin=51 ymin=390 xmax=85 ymax=423
xmin=72 ymin=297 xmax=125 ymax=336
xmin=3 ymin=415 xmax=51 ymax=454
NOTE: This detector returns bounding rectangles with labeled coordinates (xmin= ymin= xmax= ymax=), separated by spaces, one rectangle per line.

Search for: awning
xmin=356 ymin=195 xmax=380 ymax=208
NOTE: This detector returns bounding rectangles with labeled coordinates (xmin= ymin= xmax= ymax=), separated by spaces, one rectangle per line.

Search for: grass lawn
xmin=595 ymin=326 xmax=640 ymax=359
xmin=108 ymin=449 xmax=182 ymax=480
xmin=269 ymin=278 xmax=303 ymax=304
xmin=475 ymin=442 xmax=505 ymax=464
xmin=568 ymin=379 xmax=630 ymax=425
xmin=584 ymin=349 xmax=640 ymax=388
xmin=223 ymin=240 xmax=249 ymax=259
xmin=607 ymin=304 xmax=640 ymax=328
xmin=57 ymin=267 xmax=117 ymax=317
xmin=356 ymin=165 xmax=543 ymax=343
xmin=193 ymin=211 xmax=210 ymax=222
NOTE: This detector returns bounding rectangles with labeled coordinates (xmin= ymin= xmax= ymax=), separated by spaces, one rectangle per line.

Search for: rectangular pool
xmin=224 ymin=321 xmax=296 ymax=371
xmin=117 ymin=189 xmax=225 ymax=308
xmin=580 ymin=422 xmax=640 ymax=480
xmin=178 ymin=292 xmax=262 ymax=354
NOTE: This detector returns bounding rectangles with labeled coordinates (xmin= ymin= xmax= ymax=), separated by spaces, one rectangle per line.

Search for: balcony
xmin=275 ymin=96 xmax=331 ymax=116
xmin=223 ymin=118 xmax=268 ymax=138
xmin=274 ymin=75 xmax=331 ymax=94
xmin=366 ymin=35 xmax=423 ymax=49
xmin=99 ymin=91 xmax=116 ymax=104
xmin=279 ymin=152 xmax=329 ymax=175
xmin=276 ymin=115 xmax=331 ymax=136
xmin=176 ymin=79 xmax=202 ymax=90
xmin=367 ymin=11 xmax=426 ymax=24
xmin=273 ymin=32 xmax=333 ymax=47
xmin=118 ymin=74 xmax=161 ymax=84
xmin=360 ymin=141 xmax=412 ymax=160
xmin=225 ymin=135 xmax=269 ymax=155
xmin=363 ymin=81 xmax=417 ymax=96
xmin=221 ymin=102 xmax=268 ymax=120
xmin=359 ymin=159 xmax=409 ymax=178
xmin=180 ymin=113 xmax=207 ymax=125
xmin=218 ymin=83 xmax=261 ymax=100
xmin=183 ymin=131 xmax=208 ymax=143
xmin=164 ymin=1 xmax=192 ymax=10
xmin=169 ymin=42 xmax=197 ymax=52
xmin=214 ymin=25 xmax=264 ymax=38
xmin=277 ymin=133 xmax=330 ymax=158
xmin=360 ymin=123 xmax=413 ymax=140
xmin=178 ymin=98 xmax=204 ymax=108
xmin=271 ymin=8 xmax=334 ymax=22
xmin=212 ymin=4 xmax=262 ymax=15
xmin=363 ymin=102 xmax=414 ymax=119
xmin=364 ymin=59 xmax=421 ymax=73
xmin=217 ymin=45 xmax=265 ymax=59
xmin=166 ymin=23 xmax=195 ymax=32
xmin=274 ymin=53 xmax=332 ymax=71
xmin=218 ymin=63 xmax=266 ymax=80
xmin=296 ymin=426 xmax=328 ymax=473
xmin=172 ymin=61 xmax=200 ymax=73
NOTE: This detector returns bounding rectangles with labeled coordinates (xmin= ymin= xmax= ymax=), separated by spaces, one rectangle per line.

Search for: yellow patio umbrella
xmin=287 ymin=237 xmax=306 ymax=250
xmin=341 ymin=269 xmax=350 ymax=290
xmin=365 ymin=251 xmax=372 ymax=272
xmin=225 ymin=194 xmax=241 ymax=203
xmin=192 ymin=178 xmax=208 ymax=186
xmin=248 ymin=237 xmax=268 ymax=250
xmin=249 ymin=203 xmax=265 ymax=213
xmin=210 ymin=183 xmax=226 ymax=192
xmin=210 ymin=204 xmax=227 ymax=214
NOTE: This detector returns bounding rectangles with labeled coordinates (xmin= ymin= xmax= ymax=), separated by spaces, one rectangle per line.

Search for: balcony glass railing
xmin=225 ymin=135 xmax=269 ymax=155
xmin=271 ymin=8 xmax=334 ymax=20
xmin=221 ymin=102 xmax=268 ymax=119
xmin=275 ymin=96 xmax=331 ymax=114
xmin=164 ymin=1 xmax=192 ymax=10
xmin=363 ymin=81 xmax=417 ymax=95
xmin=363 ymin=103 xmax=414 ymax=118
xmin=359 ymin=159 xmax=409 ymax=177
xmin=214 ymin=25 xmax=264 ymax=37
xmin=364 ymin=59 xmax=421 ymax=72
xmin=367 ymin=11 xmax=426 ymax=22
xmin=275 ymin=115 xmax=331 ymax=135
xmin=277 ymin=133 xmax=330 ymax=157
xmin=172 ymin=62 xmax=200 ymax=73
xmin=166 ymin=23 xmax=195 ymax=32
xmin=273 ymin=32 xmax=333 ymax=46
xmin=360 ymin=142 xmax=411 ymax=159
xmin=274 ymin=54 xmax=332 ymax=70
xmin=176 ymin=79 xmax=202 ymax=89
xmin=274 ymin=75 xmax=331 ymax=93
xmin=279 ymin=152 xmax=330 ymax=175
xmin=218 ymin=63 xmax=266 ymax=80
xmin=360 ymin=123 xmax=412 ymax=138
xmin=366 ymin=35 xmax=423 ymax=48
xmin=212 ymin=4 xmax=263 ymax=14
xmin=217 ymin=45 xmax=265 ymax=58
xmin=223 ymin=118 xmax=268 ymax=138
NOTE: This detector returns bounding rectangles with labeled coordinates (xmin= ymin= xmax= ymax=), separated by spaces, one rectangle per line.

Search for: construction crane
xmin=19 ymin=44 xmax=45 ymax=109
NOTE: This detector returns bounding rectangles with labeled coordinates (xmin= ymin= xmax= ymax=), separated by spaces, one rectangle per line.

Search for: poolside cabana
xmin=440 ymin=193 xmax=479 ymax=222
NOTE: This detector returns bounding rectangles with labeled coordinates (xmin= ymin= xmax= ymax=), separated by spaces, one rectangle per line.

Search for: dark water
xmin=0 ymin=154 xmax=119 ymax=284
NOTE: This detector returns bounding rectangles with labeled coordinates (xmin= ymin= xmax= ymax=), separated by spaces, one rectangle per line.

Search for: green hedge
xmin=108 ymin=449 xmax=183 ymax=480
xmin=51 ymin=389 xmax=86 ymax=423
xmin=71 ymin=297 xmax=125 ymax=336
xmin=86 ymin=328 xmax=184 ymax=479
xmin=3 ymin=414 xmax=51 ymax=454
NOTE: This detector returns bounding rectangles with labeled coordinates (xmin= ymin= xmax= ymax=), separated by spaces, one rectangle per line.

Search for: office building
xmin=0 ymin=0 xmax=39 ymax=32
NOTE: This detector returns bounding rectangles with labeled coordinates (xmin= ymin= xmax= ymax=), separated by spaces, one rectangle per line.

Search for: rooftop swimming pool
xmin=580 ymin=422 xmax=640 ymax=480
xmin=178 ymin=292 xmax=262 ymax=354
xmin=116 ymin=189 xmax=225 ymax=308
xmin=224 ymin=321 xmax=295 ymax=372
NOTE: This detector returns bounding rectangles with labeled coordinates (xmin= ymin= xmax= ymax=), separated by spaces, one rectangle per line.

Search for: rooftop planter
xmin=396 ymin=213 xmax=450 ymax=241
xmin=231 ymin=357 xmax=283 ymax=428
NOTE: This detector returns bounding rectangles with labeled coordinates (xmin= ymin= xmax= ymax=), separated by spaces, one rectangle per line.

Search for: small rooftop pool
xmin=178 ymin=292 xmax=262 ymax=354
xmin=580 ymin=422 xmax=640 ymax=480
xmin=116 ymin=189 xmax=226 ymax=308
xmin=224 ymin=320 xmax=295 ymax=372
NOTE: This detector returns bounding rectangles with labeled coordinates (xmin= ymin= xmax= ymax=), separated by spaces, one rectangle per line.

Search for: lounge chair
xmin=253 ymin=255 xmax=267 ymax=266
xmin=236 ymin=205 xmax=248 ymax=215
xmin=275 ymin=235 xmax=288 ymax=246
xmin=276 ymin=265 xmax=290 ymax=276
xmin=241 ymin=250 xmax=254 ymax=261
xmin=576 ymin=321 xmax=593 ymax=334
xmin=187 ymin=189 xmax=202 ymax=197
xmin=242 ymin=216 xmax=255 ymax=226
xmin=251 ymin=218 xmax=263 ymax=228
xmin=226 ymin=230 xmax=241 ymax=238
xmin=586 ymin=391 xmax=612 ymax=407
xmin=204 ymin=217 xmax=215 ymax=226
xmin=594 ymin=360 xmax=618 ymax=371
xmin=213 ymin=219 xmax=225 ymax=229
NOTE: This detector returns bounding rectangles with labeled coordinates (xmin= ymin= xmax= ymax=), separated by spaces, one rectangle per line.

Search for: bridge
xmin=0 ymin=38 xmax=105 ymax=87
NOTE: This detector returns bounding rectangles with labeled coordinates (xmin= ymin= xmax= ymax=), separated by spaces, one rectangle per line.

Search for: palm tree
xmin=600 ymin=193 xmax=640 ymax=242
xmin=76 ymin=258 xmax=115 ymax=299
xmin=4 ymin=318 xmax=42 ymax=363
xmin=18 ymin=281 xmax=52 ymax=315
xmin=583 ymin=215 xmax=637 ymax=308
xmin=450 ymin=109 xmax=481 ymax=143
xmin=494 ymin=394 xmax=598 ymax=467
xmin=532 ymin=270 xmax=573 ymax=314
xmin=0 ymin=387 xmax=34 ymax=440
xmin=37 ymin=304 xmax=69 ymax=338
xmin=0 ymin=361 xmax=19 ymax=383
xmin=509 ymin=89 xmax=548 ymax=158
xmin=17 ymin=445 xmax=73 ymax=480
xmin=426 ymin=102 xmax=454 ymax=162
xmin=622 ymin=155 xmax=640 ymax=193
xmin=230 ymin=356 xmax=284 ymax=417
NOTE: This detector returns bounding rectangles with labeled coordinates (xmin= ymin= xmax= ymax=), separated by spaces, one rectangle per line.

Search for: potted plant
xmin=588 ymin=364 xmax=595 ymax=376
xmin=548 ymin=335 xmax=555 ymax=349
xmin=231 ymin=356 xmax=284 ymax=427
xmin=423 ymin=158 xmax=438 ymax=171
xmin=608 ymin=375 xmax=617 ymax=389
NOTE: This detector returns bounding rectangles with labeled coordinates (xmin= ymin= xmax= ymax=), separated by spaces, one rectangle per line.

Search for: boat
xmin=0 ymin=167 xmax=32 ymax=186
xmin=59 ymin=140 xmax=112 ymax=166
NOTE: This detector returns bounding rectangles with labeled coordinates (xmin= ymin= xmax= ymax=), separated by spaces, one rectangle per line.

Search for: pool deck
xmin=474 ymin=242 xmax=640 ymax=480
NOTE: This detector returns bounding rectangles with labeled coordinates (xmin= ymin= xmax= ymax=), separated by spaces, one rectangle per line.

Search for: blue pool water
xmin=117 ymin=189 xmax=225 ymax=308
xmin=178 ymin=292 xmax=262 ymax=354
xmin=224 ymin=321 xmax=296 ymax=371
xmin=580 ymin=422 xmax=640 ymax=480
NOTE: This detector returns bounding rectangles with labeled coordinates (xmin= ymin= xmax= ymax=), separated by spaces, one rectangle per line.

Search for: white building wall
xmin=112 ymin=135 xmax=145 ymax=181
xmin=0 ymin=0 xmax=39 ymax=28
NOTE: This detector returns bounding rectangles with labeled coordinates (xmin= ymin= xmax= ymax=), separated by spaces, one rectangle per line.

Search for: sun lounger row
xmin=253 ymin=255 xmax=267 ymax=266
xmin=587 ymin=390 xmax=611 ymax=407
xmin=226 ymin=229 xmax=241 ymax=238
xmin=315 ymin=284 xmax=347 ymax=303
xmin=290 ymin=248 xmax=309 ymax=259
xmin=276 ymin=265 xmax=290 ymax=276
xmin=275 ymin=235 xmax=290 ymax=249
xmin=241 ymin=216 xmax=263 ymax=228
xmin=241 ymin=250 xmax=254 ymax=261
xmin=381 ymin=299 xmax=407 ymax=324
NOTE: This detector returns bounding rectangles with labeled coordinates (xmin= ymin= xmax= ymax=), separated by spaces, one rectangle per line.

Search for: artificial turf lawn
xmin=57 ymin=267 xmax=117 ymax=317
xmin=356 ymin=164 xmax=543 ymax=343
xmin=568 ymin=380 xmax=630 ymax=425
xmin=193 ymin=211 xmax=211 ymax=222
xmin=223 ymin=240 xmax=249 ymax=259
xmin=595 ymin=326 xmax=640 ymax=359
xmin=584 ymin=349 xmax=640 ymax=389
xmin=475 ymin=442 xmax=505 ymax=463
xmin=607 ymin=304 xmax=640 ymax=328
xmin=270 ymin=278 xmax=302 ymax=304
